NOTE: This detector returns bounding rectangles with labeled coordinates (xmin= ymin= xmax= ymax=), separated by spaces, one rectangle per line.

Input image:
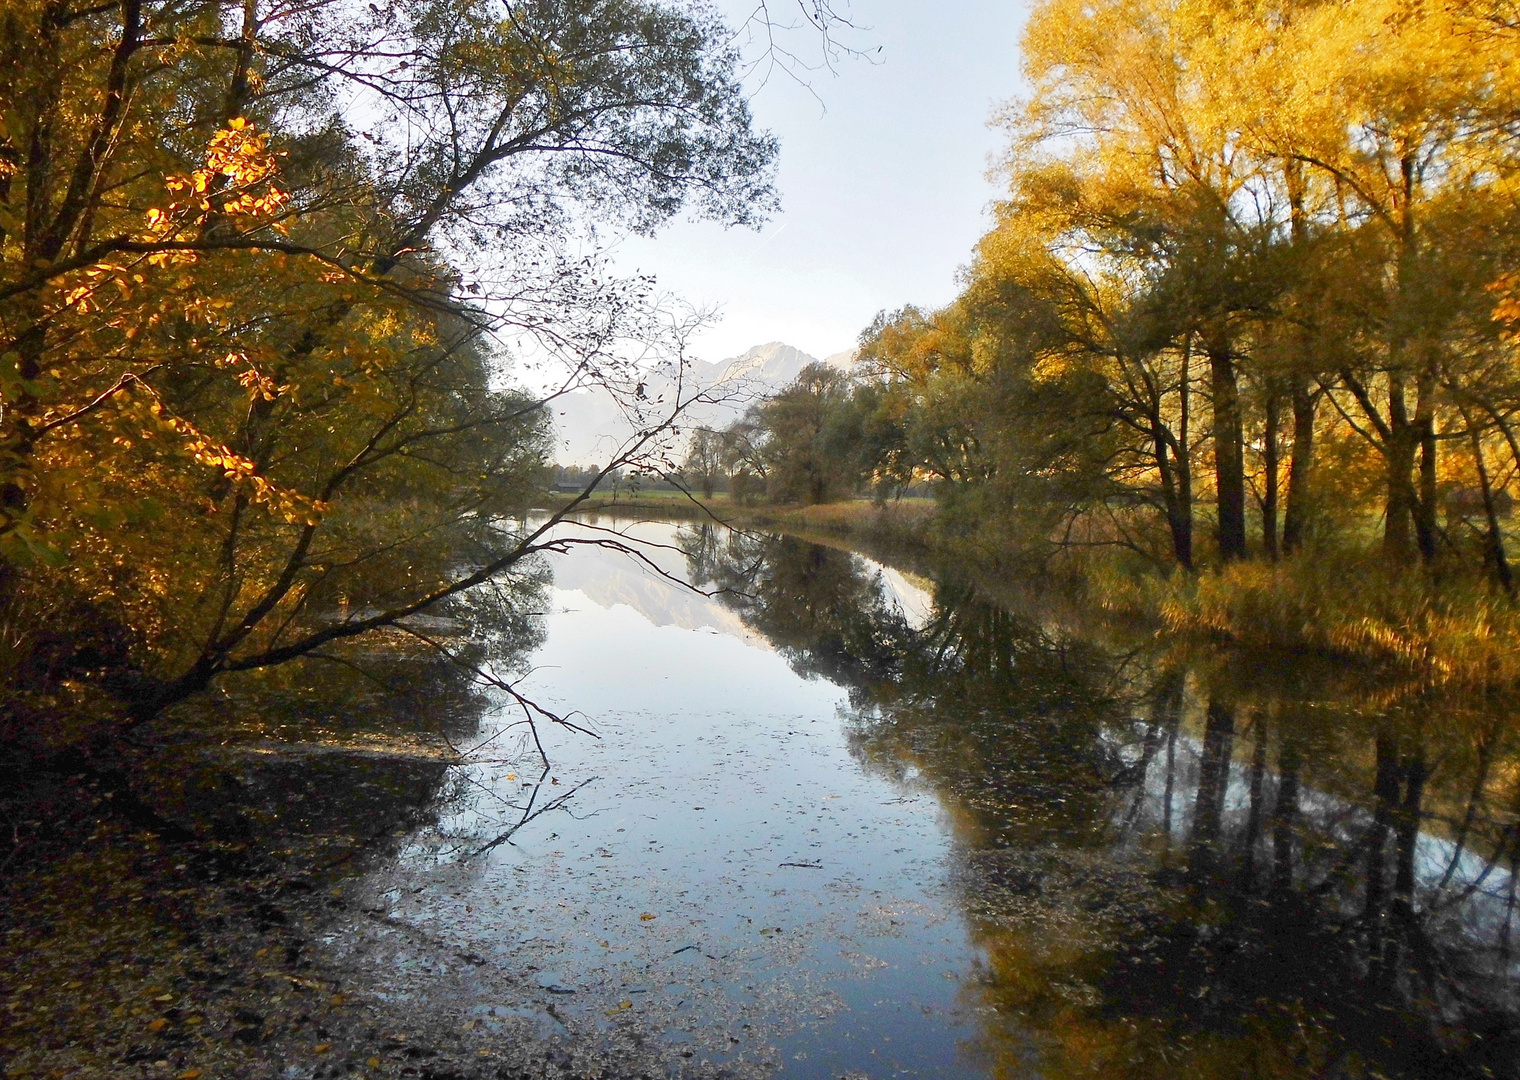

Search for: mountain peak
xmin=550 ymin=341 xmax=852 ymax=465
xmin=717 ymin=342 xmax=819 ymax=384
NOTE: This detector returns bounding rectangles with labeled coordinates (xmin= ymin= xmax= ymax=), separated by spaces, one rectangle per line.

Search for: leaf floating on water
xmin=639 ymin=913 xmax=657 ymax=921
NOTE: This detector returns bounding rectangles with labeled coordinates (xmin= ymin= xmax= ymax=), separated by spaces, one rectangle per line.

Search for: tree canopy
xmin=833 ymin=0 xmax=1520 ymax=581
xmin=0 ymin=0 xmax=785 ymax=739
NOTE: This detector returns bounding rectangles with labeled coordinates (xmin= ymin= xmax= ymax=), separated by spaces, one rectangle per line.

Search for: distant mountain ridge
xmin=549 ymin=341 xmax=855 ymax=467
xmin=687 ymin=341 xmax=853 ymax=388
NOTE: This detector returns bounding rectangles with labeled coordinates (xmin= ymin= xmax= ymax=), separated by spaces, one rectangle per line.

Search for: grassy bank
xmin=1089 ymin=552 xmax=1520 ymax=691
xmin=543 ymin=492 xmax=939 ymax=545
xmin=712 ymin=498 xmax=938 ymax=545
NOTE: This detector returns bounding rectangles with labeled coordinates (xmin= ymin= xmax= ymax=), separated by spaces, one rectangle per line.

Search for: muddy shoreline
xmin=0 ymin=733 xmax=734 ymax=1079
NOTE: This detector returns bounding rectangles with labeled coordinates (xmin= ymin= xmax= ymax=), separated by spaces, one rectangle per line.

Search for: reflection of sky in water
xmin=877 ymin=566 xmax=935 ymax=631
xmin=335 ymin=519 xmax=1520 ymax=1077
xmin=357 ymin=520 xmax=994 ymax=1078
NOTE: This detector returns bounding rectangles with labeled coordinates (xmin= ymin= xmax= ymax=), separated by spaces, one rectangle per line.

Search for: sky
xmin=607 ymin=0 xmax=1033 ymax=365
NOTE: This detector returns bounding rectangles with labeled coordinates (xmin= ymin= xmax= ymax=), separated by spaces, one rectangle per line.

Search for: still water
xmin=335 ymin=517 xmax=1520 ymax=1078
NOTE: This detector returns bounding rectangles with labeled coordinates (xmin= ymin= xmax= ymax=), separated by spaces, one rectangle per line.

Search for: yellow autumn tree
xmin=0 ymin=0 xmax=784 ymax=743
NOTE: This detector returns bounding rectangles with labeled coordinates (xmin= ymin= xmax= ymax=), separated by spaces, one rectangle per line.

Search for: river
xmin=306 ymin=514 xmax=1520 ymax=1079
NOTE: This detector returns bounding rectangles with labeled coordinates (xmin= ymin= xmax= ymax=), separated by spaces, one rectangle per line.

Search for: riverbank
xmin=545 ymin=493 xmax=938 ymax=551
xmin=553 ymin=493 xmax=1520 ymax=693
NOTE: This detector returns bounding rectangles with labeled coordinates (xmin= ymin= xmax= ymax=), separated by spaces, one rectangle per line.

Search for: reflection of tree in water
xmin=148 ymin=568 xmax=551 ymax=854
xmin=684 ymin=526 xmax=1520 ymax=1078
xmin=684 ymin=525 xmax=913 ymax=692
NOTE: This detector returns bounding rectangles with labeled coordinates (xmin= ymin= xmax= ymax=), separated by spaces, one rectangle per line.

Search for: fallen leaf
xmin=146 ymin=1018 xmax=168 ymax=1033
xmin=179 ymin=1071 xmax=202 ymax=1080
xmin=367 ymin=1057 xmax=381 ymax=1068
xmin=154 ymin=993 xmax=174 ymax=1002
xmin=314 ymin=1042 xmax=333 ymax=1053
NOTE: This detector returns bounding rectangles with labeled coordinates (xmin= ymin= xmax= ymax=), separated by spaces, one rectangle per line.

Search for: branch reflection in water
xmin=682 ymin=522 xmax=1520 ymax=1078
xmin=357 ymin=517 xmax=1519 ymax=1079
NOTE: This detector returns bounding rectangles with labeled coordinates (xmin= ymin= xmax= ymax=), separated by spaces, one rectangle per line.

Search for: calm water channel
xmin=327 ymin=516 xmax=1520 ymax=1078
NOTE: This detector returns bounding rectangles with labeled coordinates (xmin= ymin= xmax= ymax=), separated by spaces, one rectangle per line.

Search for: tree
xmin=1237 ymin=0 xmax=1520 ymax=562
xmin=857 ymin=0 xmax=1520 ymax=582
xmin=682 ymin=427 xmax=725 ymax=498
xmin=0 ymin=0 xmax=790 ymax=738
xmin=751 ymin=363 xmax=874 ymax=504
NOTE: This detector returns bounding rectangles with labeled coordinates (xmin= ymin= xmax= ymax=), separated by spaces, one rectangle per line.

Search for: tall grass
xmin=724 ymin=498 xmax=938 ymax=541
xmin=1144 ymin=553 xmax=1520 ymax=689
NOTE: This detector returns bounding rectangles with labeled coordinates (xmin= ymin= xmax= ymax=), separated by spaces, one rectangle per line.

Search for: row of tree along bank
xmin=684 ymin=0 xmax=1520 ymax=683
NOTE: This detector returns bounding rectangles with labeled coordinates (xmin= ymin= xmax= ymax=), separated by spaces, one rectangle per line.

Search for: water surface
xmin=336 ymin=517 xmax=1520 ymax=1078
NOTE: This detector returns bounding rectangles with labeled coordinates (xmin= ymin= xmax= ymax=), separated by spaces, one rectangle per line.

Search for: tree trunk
xmin=1282 ymin=378 xmax=1316 ymax=555
xmin=1365 ymin=733 xmax=1400 ymax=967
xmin=1281 ymin=160 xmax=1316 ymax=557
xmin=1272 ymin=734 xmax=1301 ymax=892
xmin=1176 ymin=334 xmax=1194 ymax=568
xmin=1415 ymin=366 xmax=1439 ymax=562
xmin=1239 ymin=713 xmax=1268 ymax=890
xmin=1263 ymin=388 xmax=1281 ymax=560
xmin=1190 ymin=700 xmax=1236 ymax=877
xmin=1153 ymin=419 xmax=1192 ymax=570
xmin=1207 ymin=330 xmax=1247 ymax=561
xmin=1385 ymin=157 xmax=1422 ymax=564
xmin=1384 ymin=373 xmax=1417 ymax=560
xmin=1470 ymin=420 xmax=1515 ymax=596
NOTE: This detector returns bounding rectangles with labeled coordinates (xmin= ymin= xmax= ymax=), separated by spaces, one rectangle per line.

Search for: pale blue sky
xmin=611 ymin=1 xmax=1031 ymax=363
